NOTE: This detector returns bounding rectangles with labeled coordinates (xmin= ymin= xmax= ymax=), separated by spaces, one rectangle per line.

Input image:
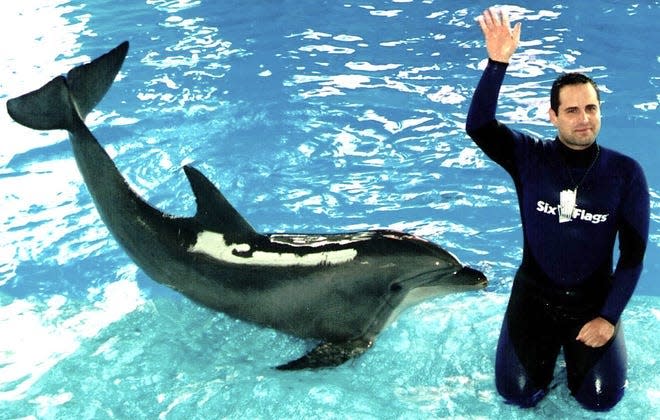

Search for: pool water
xmin=1 ymin=0 xmax=658 ymax=418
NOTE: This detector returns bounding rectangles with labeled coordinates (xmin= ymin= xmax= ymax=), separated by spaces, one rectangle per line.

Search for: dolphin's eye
xmin=390 ymin=283 xmax=402 ymax=292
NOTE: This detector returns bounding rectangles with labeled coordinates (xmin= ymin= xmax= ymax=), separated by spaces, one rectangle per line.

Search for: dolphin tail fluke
xmin=276 ymin=339 xmax=373 ymax=370
xmin=7 ymin=76 xmax=74 ymax=130
xmin=6 ymin=41 xmax=129 ymax=131
xmin=183 ymin=165 xmax=260 ymax=243
xmin=66 ymin=41 xmax=129 ymax=119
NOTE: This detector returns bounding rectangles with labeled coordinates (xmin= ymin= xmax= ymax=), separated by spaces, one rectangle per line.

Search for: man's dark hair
xmin=550 ymin=73 xmax=600 ymax=114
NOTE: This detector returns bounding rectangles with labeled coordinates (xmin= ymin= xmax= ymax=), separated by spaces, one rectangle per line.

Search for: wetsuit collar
xmin=554 ymin=137 xmax=599 ymax=168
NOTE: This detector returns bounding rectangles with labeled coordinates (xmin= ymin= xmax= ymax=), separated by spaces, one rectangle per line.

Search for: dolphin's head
xmin=381 ymin=231 xmax=487 ymax=304
xmin=372 ymin=231 xmax=487 ymax=330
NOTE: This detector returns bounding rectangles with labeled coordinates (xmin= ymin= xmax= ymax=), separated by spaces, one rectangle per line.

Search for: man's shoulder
xmin=599 ymin=145 xmax=644 ymax=171
xmin=599 ymin=145 xmax=647 ymax=187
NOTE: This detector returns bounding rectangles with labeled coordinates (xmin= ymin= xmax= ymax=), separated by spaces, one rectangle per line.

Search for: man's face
xmin=549 ymin=83 xmax=601 ymax=150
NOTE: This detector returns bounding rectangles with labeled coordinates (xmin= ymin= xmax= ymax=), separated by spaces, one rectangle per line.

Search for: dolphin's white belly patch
xmin=189 ymin=231 xmax=358 ymax=266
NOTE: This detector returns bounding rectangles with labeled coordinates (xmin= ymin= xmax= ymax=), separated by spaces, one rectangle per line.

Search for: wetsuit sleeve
xmin=600 ymin=163 xmax=650 ymax=324
xmin=465 ymin=59 xmax=520 ymax=175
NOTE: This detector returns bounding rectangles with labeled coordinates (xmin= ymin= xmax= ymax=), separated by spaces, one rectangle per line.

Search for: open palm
xmin=477 ymin=8 xmax=522 ymax=63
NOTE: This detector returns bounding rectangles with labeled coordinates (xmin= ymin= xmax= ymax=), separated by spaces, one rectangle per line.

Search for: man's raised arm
xmin=466 ymin=8 xmax=521 ymax=134
xmin=465 ymin=8 xmax=523 ymax=171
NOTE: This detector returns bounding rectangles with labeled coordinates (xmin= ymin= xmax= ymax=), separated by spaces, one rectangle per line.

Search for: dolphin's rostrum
xmin=7 ymin=42 xmax=487 ymax=369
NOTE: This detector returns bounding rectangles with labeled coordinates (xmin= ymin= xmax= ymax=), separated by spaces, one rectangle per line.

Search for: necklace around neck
xmin=564 ymin=143 xmax=600 ymax=192
xmin=557 ymin=143 xmax=600 ymax=224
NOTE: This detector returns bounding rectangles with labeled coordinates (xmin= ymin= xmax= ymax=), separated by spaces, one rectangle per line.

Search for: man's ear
xmin=548 ymin=107 xmax=558 ymax=127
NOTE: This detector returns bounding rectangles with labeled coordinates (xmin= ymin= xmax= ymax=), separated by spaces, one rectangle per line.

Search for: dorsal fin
xmin=183 ymin=165 xmax=259 ymax=243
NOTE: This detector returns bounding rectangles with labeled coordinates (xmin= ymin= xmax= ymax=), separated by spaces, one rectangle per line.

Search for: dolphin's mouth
xmin=399 ymin=265 xmax=487 ymax=292
xmin=416 ymin=265 xmax=487 ymax=290
xmin=454 ymin=266 xmax=488 ymax=287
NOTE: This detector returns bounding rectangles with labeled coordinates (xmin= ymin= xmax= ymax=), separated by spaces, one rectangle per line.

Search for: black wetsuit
xmin=466 ymin=60 xmax=649 ymax=410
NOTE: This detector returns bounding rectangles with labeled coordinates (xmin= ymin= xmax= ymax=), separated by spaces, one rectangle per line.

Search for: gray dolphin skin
xmin=7 ymin=42 xmax=487 ymax=370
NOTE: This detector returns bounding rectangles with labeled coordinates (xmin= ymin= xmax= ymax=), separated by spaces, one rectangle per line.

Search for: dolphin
xmin=6 ymin=41 xmax=487 ymax=370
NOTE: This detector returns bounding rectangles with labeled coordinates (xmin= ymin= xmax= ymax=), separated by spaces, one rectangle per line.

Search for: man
xmin=466 ymin=8 xmax=650 ymax=411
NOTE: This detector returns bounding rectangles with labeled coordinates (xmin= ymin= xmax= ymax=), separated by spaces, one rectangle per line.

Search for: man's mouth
xmin=575 ymin=126 xmax=592 ymax=133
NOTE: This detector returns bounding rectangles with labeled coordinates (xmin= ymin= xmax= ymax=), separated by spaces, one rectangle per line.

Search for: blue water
xmin=1 ymin=0 xmax=658 ymax=418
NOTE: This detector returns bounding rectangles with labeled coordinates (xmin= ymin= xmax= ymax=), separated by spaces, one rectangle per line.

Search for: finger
xmin=490 ymin=8 xmax=502 ymax=26
xmin=502 ymin=11 xmax=520 ymax=34
xmin=586 ymin=337 xmax=606 ymax=348
xmin=575 ymin=324 xmax=589 ymax=341
xmin=577 ymin=334 xmax=595 ymax=347
xmin=477 ymin=16 xmax=488 ymax=36
xmin=482 ymin=9 xmax=495 ymax=27
xmin=512 ymin=22 xmax=522 ymax=43
xmin=500 ymin=10 xmax=511 ymax=28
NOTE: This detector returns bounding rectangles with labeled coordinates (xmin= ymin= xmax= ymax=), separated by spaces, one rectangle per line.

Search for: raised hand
xmin=477 ymin=8 xmax=522 ymax=63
